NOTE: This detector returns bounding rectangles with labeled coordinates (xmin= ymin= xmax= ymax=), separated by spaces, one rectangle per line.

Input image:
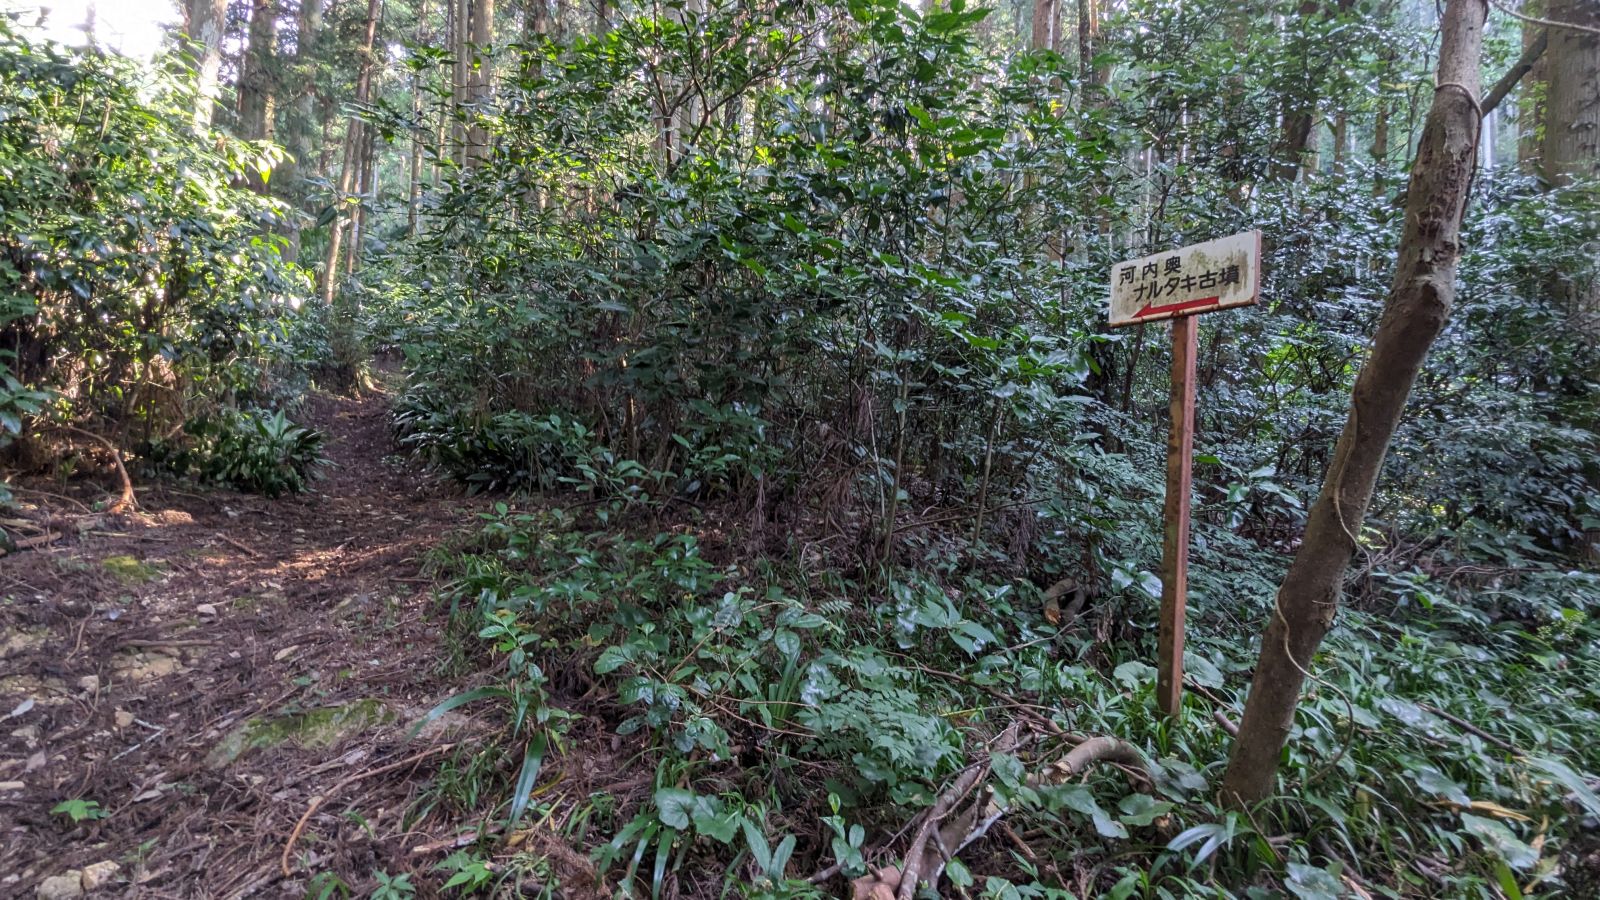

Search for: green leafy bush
xmin=0 ymin=17 xmax=314 ymax=483
xmin=143 ymin=408 xmax=326 ymax=497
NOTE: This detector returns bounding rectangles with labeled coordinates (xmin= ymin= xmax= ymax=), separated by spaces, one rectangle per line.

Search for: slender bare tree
xmin=1221 ymin=0 xmax=1489 ymax=807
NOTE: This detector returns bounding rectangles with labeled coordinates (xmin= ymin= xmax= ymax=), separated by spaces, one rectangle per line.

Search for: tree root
xmin=53 ymin=424 xmax=138 ymax=514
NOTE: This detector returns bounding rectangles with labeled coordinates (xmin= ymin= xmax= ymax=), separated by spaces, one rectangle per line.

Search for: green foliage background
xmin=4 ymin=0 xmax=1599 ymax=895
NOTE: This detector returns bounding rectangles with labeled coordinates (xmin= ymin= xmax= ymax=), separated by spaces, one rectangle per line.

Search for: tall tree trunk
xmin=1537 ymin=0 xmax=1600 ymax=493
xmin=321 ymin=0 xmax=382 ymax=304
xmin=1274 ymin=0 xmax=1321 ymax=180
xmin=520 ymin=0 xmax=549 ymax=78
xmin=409 ymin=0 xmax=432 ymax=236
xmin=237 ymin=0 xmax=278 ymax=142
xmin=322 ymin=127 xmax=357 ymax=304
xmin=1030 ymin=0 xmax=1059 ymax=52
xmin=1539 ymin=0 xmax=1600 ymax=186
xmin=465 ymin=0 xmax=496 ymax=169
xmin=349 ymin=122 xmax=379 ymax=275
xmin=183 ymin=0 xmax=228 ymax=133
xmin=1221 ymin=0 xmax=1487 ymax=808
xmin=1077 ymin=0 xmax=1100 ymax=81
xmin=1332 ymin=109 xmax=1348 ymax=175
xmin=1371 ymin=90 xmax=1391 ymax=196
xmin=284 ymin=0 xmax=323 ymax=263
xmin=452 ymin=0 xmax=469 ymax=166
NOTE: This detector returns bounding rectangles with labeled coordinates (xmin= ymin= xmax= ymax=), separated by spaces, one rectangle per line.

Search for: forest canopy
xmin=2 ymin=0 xmax=1598 ymax=897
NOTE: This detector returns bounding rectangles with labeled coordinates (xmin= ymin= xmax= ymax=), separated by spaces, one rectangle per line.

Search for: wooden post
xmin=1157 ymin=314 xmax=1197 ymax=718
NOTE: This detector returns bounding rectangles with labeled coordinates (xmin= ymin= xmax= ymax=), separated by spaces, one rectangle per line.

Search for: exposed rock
xmin=113 ymin=710 xmax=135 ymax=729
xmin=35 ymin=873 xmax=82 ymax=900
xmin=206 ymin=699 xmax=397 ymax=770
xmin=111 ymin=652 xmax=184 ymax=683
xmin=1 ymin=629 xmax=48 ymax=658
xmin=195 ymin=603 xmax=218 ymax=617
xmin=0 ymin=677 xmax=68 ymax=705
xmin=77 ymin=675 xmax=100 ymax=694
xmin=79 ymin=861 xmax=120 ymax=891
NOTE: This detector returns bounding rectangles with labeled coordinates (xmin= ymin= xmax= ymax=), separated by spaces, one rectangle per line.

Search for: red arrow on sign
xmin=1132 ymin=295 xmax=1221 ymax=320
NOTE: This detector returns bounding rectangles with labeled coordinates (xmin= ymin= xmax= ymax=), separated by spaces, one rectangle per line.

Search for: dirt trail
xmin=1 ymin=390 xmax=490 ymax=897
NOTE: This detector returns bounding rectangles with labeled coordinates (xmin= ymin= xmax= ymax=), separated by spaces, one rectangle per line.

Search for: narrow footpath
xmin=1 ymin=390 xmax=493 ymax=897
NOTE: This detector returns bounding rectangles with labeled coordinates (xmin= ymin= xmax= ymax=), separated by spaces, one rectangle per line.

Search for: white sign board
xmin=1109 ymin=230 xmax=1261 ymax=327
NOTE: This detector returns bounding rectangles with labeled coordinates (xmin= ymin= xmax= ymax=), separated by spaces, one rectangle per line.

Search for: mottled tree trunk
xmin=183 ymin=0 xmax=228 ymax=133
xmin=1222 ymin=0 xmax=1487 ymax=808
xmin=237 ymin=0 xmax=278 ymax=142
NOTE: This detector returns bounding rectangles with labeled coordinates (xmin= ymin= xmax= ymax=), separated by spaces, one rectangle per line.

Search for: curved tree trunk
xmin=1221 ymin=0 xmax=1488 ymax=808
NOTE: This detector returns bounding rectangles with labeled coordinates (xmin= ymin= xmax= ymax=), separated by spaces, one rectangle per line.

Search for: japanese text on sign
xmin=1108 ymin=230 xmax=1261 ymax=327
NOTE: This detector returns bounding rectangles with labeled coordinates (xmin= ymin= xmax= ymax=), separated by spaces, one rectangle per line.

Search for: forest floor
xmin=0 ymin=389 xmax=573 ymax=898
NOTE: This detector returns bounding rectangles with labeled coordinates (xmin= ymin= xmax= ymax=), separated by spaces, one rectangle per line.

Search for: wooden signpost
xmin=1108 ymin=230 xmax=1261 ymax=718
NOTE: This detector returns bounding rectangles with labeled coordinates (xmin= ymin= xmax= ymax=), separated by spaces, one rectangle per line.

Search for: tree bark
xmin=465 ymin=0 xmax=496 ymax=169
xmin=1031 ymin=0 xmax=1059 ymax=52
xmin=237 ymin=0 xmax=278 ymax=142
xmin=1221 ymin=0 xmax=1487 ymax=808
xmin=1539 ymin=0 xmax=1600 ymax=186
xmin=183 ymin=0 xmax=228 ymax=133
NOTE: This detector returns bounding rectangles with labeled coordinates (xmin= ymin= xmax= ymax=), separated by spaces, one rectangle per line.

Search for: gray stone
xmin=80 ymin=861 xmax=119 ymax=891
xmin=36 ymin=873 xmax=83 ymax=900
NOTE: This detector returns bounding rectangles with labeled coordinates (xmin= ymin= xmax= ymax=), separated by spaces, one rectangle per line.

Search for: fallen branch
xmin=218 ymin=534 xmax=262 ymax=558
xmin=1418 ymin=702 xmax=1519 ymax=755
xmin=852 ymin=726 xmax=1154 ymax=900
xmin=0 ymin=530 xmax=64 ymax=557
xmin=1213 ymin=708 xmax=1240 ymax=736
xmin=410 ymin=826 xmax=501 ymax=855
xmin=118 ymin=638 xmax=218 ymax=650
xmin=897 ymin=723 xmax=1022 ymax=900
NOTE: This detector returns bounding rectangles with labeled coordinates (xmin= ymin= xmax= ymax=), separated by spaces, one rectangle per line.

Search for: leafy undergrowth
xmin=417 ymin=501 xmax=1600 ymax=898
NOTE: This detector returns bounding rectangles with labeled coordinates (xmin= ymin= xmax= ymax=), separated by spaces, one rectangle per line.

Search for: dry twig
xmin=281 ymin=742 xmax=458 ymax=876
